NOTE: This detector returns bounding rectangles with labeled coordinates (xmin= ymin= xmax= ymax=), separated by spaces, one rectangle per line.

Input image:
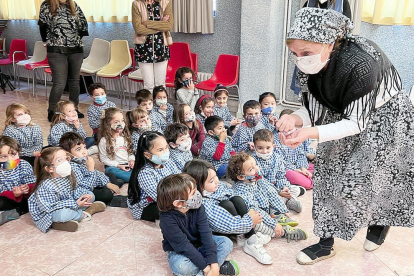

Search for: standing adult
xmin=277 ymin=8 xmax=414 ymax=265
xmin=132 ymin=0 xmax=173 ymax=92
xmin=38 ymin=0 xmax=89 ymax=122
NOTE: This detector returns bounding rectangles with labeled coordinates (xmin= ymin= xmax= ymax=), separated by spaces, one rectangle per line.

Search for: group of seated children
xmin=0 ymin=67 xmax=315 ymax=275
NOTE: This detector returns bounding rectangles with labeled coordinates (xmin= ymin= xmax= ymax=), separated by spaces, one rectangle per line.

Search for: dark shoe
xmin=0 ymin=209 xmax=20 ymax=225
xmin=76 ymin=109 xmax=85 ymax=118
xmin=108 ymin=195 xmax=128 ymax=208
xmin=51 ymin=220 xmax=79 ymax=232
xmin=296 ymin=242 xmax=336 ymax=265
xmin=219 ymin=260 xmax=240 ymax=275
xmin=47 ymin=110 xmax=54 ymax=122
xmin=364 ymin=225 xmax=390 ymax=251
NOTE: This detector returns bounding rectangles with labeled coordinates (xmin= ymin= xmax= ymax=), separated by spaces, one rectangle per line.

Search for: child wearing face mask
xmin=213 ymin=84 xmax=241 ymax=136
xmin=86 ymin=83 xmax=116 ymax=142
xmin=252 ymin=130 xmax=304 ymax=214
xmin=259 ymin=92 xmax=279 ymax=132
xmin=153 ymin=85 xmax=174 ymax=124
xmin=48 ymin=100 xmax=87 ymax=147
xmin=59 ymin=132 xmax=120 ymax=206
xmin=231 ymin=100 xmax=265 ymax=153
xmin=3 ymin=103 xmax=43 ymax=167
xmin=158 ymin=173 xmax=239 ymax=276
xmin=174 ymin=103 xmax=206 ymax=157
xmin=136 ymin=89 xmax=167 ymax=132
xmin=126 ymin=107 xmax=161 ymax=154
xmin=28 ymin=147 xmax=105 ymax=233
xmin=174 ymin=67 xmax=199 ymax=110
xmin=0 ymin=136 xmax=36 ymax=225
xmin=200 ymin=116 xmax=235 ymax=178
xmin=98 ymin=108 xmax=135 ymax=184
xmin=164 ymin=123 xmax=193 ymax=170
xmin=127 ymin=132 xmax=180 ymax=221
xmin=183 ymin=159 xmax=275 ymax=265
xmin=228 ymin=152 xmax=308 ymax=243
xmin=195 ymin=95 xmax=215 ymax=127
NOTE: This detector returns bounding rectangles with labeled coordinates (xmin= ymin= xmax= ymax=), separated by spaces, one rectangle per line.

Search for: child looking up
xmin=200 ymin=116 xmax=235 ymax=178
xmin=136 ymin=88 xmax=167 ymax=132
xmin=158 ymin=173 xmax=239 ymax=276
xmin=259 ymin=92 xmax=279 ymax=132
xmin=3 ymin=103 xmax=43 ymax=167
xmin=174 ymin=67 xmax=199 ymax=110
xmin=213 ymin=84 xmax=241 ymax=134
xmin=153 ymin=85 xmax=174 ymax=124
xmin=164 ymin=123 xmax=193 ymax=170
xmin=195 ymin=95 xmax=215 ymax=126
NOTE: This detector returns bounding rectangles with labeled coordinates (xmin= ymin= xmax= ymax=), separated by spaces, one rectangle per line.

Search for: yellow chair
xmin=97 ymin=40 xmax=132 ymax=108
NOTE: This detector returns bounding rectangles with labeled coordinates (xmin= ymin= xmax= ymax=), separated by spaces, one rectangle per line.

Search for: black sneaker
xmin=47 ymin=110 xmax=54 ymax=122
xmin=108 ymin=195 xmax=128 ymax=208
xmin=219 ymin=260 xmax=239 ymax=275
xmin=76 ymin=109 xmax=85 ymax=118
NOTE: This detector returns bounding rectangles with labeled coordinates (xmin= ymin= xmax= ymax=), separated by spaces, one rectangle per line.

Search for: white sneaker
xmin=243 ymin=239 xmax=273 ymax=265
xmin=88 ymin=145 xmax=99 ymax=155
xmin=363 ymin=239 xmax=381 ymax=252
xmin=255 ymin=232 xmax=271 ymax=245
xmin=236 ymin=234 xmax=246 ymax=247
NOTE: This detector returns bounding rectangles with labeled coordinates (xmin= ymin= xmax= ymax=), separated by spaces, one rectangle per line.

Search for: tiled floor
xmin=1 ymin=84 xmax=414 ymax=276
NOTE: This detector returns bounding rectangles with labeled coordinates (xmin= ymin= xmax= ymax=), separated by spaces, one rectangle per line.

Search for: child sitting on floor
xmin=28 ymin=147 xmax=106 ymax=232
xmin=195 ymin=95 xmax=215 ymax=127
xmin=127 ymin=131 xmax=180 ymax=221
xmin=153 ymin=85 xmax=174 ymax=124
xmin=183 ymin=159 xmax=274 ymax=265
xmin=164 ymin=123 xmax=193 ymax=170
xmin=252 ymin=129 xmax=304 ymax=213
xmin=158 ymin=173 xmax=239 ymax=276
xmin=136 ymin=89 xmax=167 ymax=132
xmin=174 ymin=67 xmax=199 ymax=110
xmin=213 ymin=84 xmax=241 ymax=135
xmin=231 ymin=100 xmax=265 ymax=153
xmin=3 ymin=103 xmax=43 ymax=167
xmin=227 ymin=152 xmax=308 ymax=242
xmin=0 ymin=136 xmax=36 ymax=225
xmin=200 ymin=116 xmax=235 ymax=178
xmin=259 ymin=92 xmax=279 ymax=132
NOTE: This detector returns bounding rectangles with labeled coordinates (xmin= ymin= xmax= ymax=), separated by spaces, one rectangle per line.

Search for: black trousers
xmin=141 ymin=202 xmax=159 ymax=222
xmin=0 ymin=196 xmax=29 ymax=215
xmin=92 ymin=187 xmax=114 ymax=205
xmin=218 ymin=196 xmax=255 ymax=239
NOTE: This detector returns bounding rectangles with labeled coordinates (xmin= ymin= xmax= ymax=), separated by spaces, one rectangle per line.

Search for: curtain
xmin=362 ymin=0 xmax=414 ymax=25
xmin=172 ymin=0 xmax=214 ymax=34
xmin=0 ymin=0 xmax=38 ymax=20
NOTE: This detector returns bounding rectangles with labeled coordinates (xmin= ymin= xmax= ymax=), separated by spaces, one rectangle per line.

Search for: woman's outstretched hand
xmin=276 ymin=114 xmax=297 ymax=133
xmin=279 ymin=127 xmax=318 ymax=149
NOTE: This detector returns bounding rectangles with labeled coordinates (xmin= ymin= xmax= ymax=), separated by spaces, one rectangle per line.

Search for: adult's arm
xmin=146 ymin=1 xmax=173 ymax=31
xmin=131 ymin=1 xmax=159 ymax=36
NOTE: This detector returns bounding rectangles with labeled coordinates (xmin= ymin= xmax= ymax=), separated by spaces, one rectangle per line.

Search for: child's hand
xmin=118 ymin=164 xmax=130 ymax=172
xmin=274 ymin=224 xmax=285 ymax=238
xmin=187 ymin=79 xmax=195 ymax=90
xmin=77 ymin=195 xmax=93 ymax=207
xmin=207 ymin=263 xmax=220 ymax=276
xmin=128 ymin=160 xmax=135 ymax=169
xmin=20 ymin=184 xmax=30 ymax=194
xmin=248 ymin=142 xmax=255 ymax=151
xmin=279 ymin=187 xmax=291 ymax=199
xmin=86 ymin=156 xmax=95 ymax=172
xmin=248 ymin=210 xmax=262 ymax=226
xmin=301 ymin=167 xmax=312 ymax=178
xmin=12 ymin=186 xmax=23 ymax=197
xmin=219 ymin=130 xmax=227 ymax=143
xmin=73 ymin=120 xmax=80 ymax=129
xmin=33 ymin=151 xmax=41 ymax=157
xmin=269 ymin=115 xmax=278 ymax=126
xmin=160 ymin=104 xmax=168 ymax=111
xmin=230 ymin=117 xmax=239 ymax=126
xmin=106 ymin=183 xmax=120 ymax=195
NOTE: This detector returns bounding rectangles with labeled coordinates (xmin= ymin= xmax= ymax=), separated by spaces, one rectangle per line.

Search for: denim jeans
xmin=167 ymin=235 xmax=233 ymax=276
xmin=105 ymin=166 xmax=132 ymax=183
xmin=47 ymin=52 xmax=84 ymax=112
xmin=51 ymin=208 xmax=83 ymax=222
xmin=85 ymin=136 xmax=96 ymax=148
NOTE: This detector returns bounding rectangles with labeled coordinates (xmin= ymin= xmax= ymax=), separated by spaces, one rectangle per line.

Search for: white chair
xmin=16 ymin=41 xmax=46 ymax=89
xmin=127 ymin=68 xmax=144 ymax=108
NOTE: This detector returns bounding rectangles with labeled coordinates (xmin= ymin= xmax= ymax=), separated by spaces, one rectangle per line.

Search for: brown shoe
xmin=84 ymin=201 xmax=106 ymax=216
xmin=51 ymin=220 xmax=79 ymax=232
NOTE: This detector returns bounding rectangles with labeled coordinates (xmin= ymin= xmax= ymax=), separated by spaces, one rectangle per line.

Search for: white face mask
xmin=185 ymin=112 xmax=196 ymax=122
xmin=202 ymin=190 xmax=214 ymax=197
xmin=155 ymin=99 xmax=168 ymax=107
xmin=176 ymin=140 xmax=192 ymax=152
xmin=256 ymin=151 xmax=273 ymax=160
xmin=55 ymin=161 xmax=72 ymax=177
xmin=16 ymin=114 xmax=31 ymax=126
xmin=294 ymin=45 xmax=330 ymax=75
xmin=111 ymin=122 xmax=125 ymax=132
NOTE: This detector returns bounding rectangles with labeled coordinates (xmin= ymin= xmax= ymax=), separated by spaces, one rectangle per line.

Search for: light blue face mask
xmin=94 ymin=95 xmax=107 ymax=105
xmin=150 ymin=151 xmax=170 ymax=165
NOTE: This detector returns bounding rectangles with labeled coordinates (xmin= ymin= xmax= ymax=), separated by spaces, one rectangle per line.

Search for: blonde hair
xmin=98 ymin=107 xmax=134 ymax=160
xmin=47 ymin=0 xmax=76 ymax=16
xmin=126 ymin=107 xmax=148 ymax=131
xmin=5 ymin=103 xmax=33 ymax=129
xmin=51 ymin=100 xmax=74 ymax=126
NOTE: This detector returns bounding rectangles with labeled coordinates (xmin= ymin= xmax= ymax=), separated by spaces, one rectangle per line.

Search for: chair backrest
xmin=129 ymin=48 xmax=136 ymax=69
xmin=0 ymin=38 xmax=6 ymax=55
xmin=9 ymin=39 xmax=27 ymax=62
xmin=165 ymin=42 xmax=193 ymax=83
xmin=99 ymin=40 xmax=131 ymax=75
xmin=211 ymin=54 xmax=240 ymax=86
xmin=84 ymin=38 xmax=111 ymax=69
xmin=31 ymin=41 xmax=47 ymax=62
xmin=191 ymin=52 xmax=198 ymax=80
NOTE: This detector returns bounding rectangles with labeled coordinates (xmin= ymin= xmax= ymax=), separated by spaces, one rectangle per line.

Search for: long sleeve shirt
xmin=176 ymin=88 xmax=199 ymax=110
xmin=70 ymin=161 xmax=109 ymax=191
xmin=231 ymin=122 xmax=265 ymax=152
xmin=200 ymin=136 xmax=234 ymax=170
xmin=213 ymin=105 xmax=235 ymax=128
xmin=98 ymin=136 xmax=135 ymax=167
xmin=87 ymin=101 xmax=117 ymax=132
xmin=2 ymin=124 xmax=43 ymax=157
xmin=48 ymin=122 xmax=86 ymax=146
xmin=153 ymin=102 xmax=174 ymax=124
xmin=169 ymin=148 xmax=193 ymax=171
xmin=189 ymin=119 xmax=206 ymax=156
xmin=160 ymin=206 xmax=218 ymax=271
xmin=149 ymin=109 xmax=167 ymax=133
xmin=0 ymin=160 xmax=35 ymax=195
xmin=274 ymin=135 xmax=309 ymax=170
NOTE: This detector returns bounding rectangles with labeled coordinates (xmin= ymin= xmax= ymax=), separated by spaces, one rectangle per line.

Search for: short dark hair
xmin=59 ymin=132 xmax=85 ymax=152
xmin=88 ymin=82 xmax=106 ymax=96
xmin=227 ymin=152 xmax=251 ymax=181
xmin=253 ymin=129 xmax=274 ymax=144
xmin=153 ymin=85 xmax=168 ymax=100
xmin=0 ymin=135 xmax=21 ymax=154
xmin=183 ymin=159 xmax=215 ymax=192
xmin=243 ymin=100 xmax=261 ymax=114
xmin=280 ymin=108 xmax=294 ymax=117
xmin=164 ymin=123 xmax=189 ymax=144
xmin=214 ymin=84 xmax=229 ymax=98
xmin=157 ymin=174 xmax=196 ymax=212
xmin=259 ymin=92 xmax=277 ymax=104
xmin=204 ymin=116 xmax=224 ymax=132
xmin=135 ymin=89 xmax=152 ymax=105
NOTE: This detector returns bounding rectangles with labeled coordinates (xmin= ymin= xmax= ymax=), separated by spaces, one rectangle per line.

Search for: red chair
xmin=191 ymin=52 xmax=198 ymax=81
xmin=24 ymin=58 xmax=49 ymax=96
xmin=0 ymin=39 xmax=28 ymax=87
xmin=195 ymin=54 xmax=240 ymax=92
xmin=165 ymin=42 xmax=193 ymax=88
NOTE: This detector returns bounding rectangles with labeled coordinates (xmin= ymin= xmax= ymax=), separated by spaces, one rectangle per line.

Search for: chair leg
xmin=81 ymin=75 xmax=88 ymax=95
xmin=128 ymin=80 xmax=132 ymax=110
xmin=32 ymin=70 xmax=36 ymax=96
xmin=119 ymin=78 xmax=124 ymax=109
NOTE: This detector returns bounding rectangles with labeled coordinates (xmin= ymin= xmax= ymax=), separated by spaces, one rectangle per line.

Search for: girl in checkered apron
xmin=3 ymin=103 xmax=43 ymax=167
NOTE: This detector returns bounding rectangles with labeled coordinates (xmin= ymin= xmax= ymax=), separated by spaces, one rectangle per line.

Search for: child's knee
xmin=214 ymin=236 xmax=233 ymax=255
